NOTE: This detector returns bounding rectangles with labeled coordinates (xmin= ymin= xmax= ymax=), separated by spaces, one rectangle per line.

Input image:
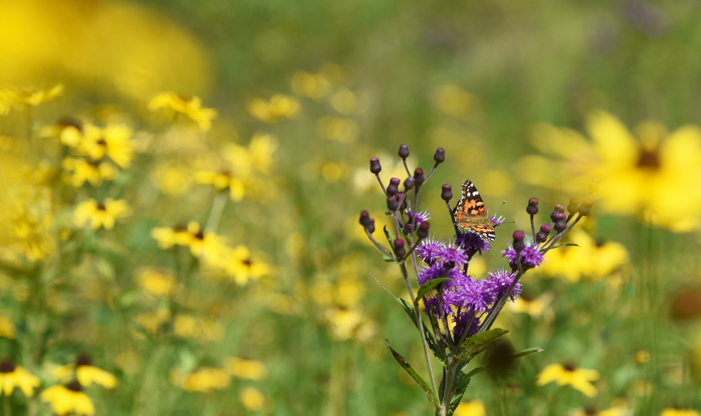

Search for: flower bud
xmin=369 ymin=157 xmax=382 ymax=174
xmin=359 ymin=210 xmax=372 ymax=227
xmin=550 ymin=206 xmax=566 ymax=222
xmin=403 ymin=177 xmax=415 ymax=190
xmin=367 ymin=219 xmax=376 ymax=234
xmin=387 ymin=178 xmax=400 ymax=196
xmin=536 ymin=224 xmax=551 ymax=243
xmin=393 ymin=238 xmax=406 ymax=257
xmin=387 ymin=196 xmax=398 ymax=211
xmin=398 ymin=144 xmax=410 ymax=159
xmin=578 ymin=200 xmax=593 ymax=216
xmin=395 ymin=193 xmax=407 ymax=210
xmin=554 ymin=220 xmax=567 ymax=233
xmin=417 ymin=221 xmax=430 ymax=239
xmin=567 ymin=198 xmax=579 ymax=215
xmin=526 ymin=198 xmax=539 ymax=215
xmin=413 ymin=168 xmax=425 ymax=186
xmin=513 ymin=230 xmax=526 ymax=252
xmin=441 ymin=184 xmax=453 ymax=202
xmin=433 ymin=148 xmax=445 ymax=164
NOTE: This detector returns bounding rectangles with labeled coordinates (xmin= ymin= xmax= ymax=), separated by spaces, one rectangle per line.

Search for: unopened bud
xmin=433 ymin=148 xmax=445 ymax=164
xmin=554 ymin=220 xmax=567 ymax=233
xmin=513 ymin=230 xmax=526 ymax=252
xmin=417 ymin=221 xmax=430 ymax=239
xmin=551 ymin=206 xmax=566 ymax=222
xmin=370 ymin=157 xmax=382 ymax=174
xmin=527 ymin=198 xmax=539 ymax=215
xmin=393 ymin=239 xmax=406 ymax=257
xmin=387 ymin=178 xmax=400 ymax=196
xmin=367 ymin=219 xmax=375 ymax=234
xmin=398 ymin=144 xmax=410 ymax=159
xmin=413 ymin=168 xmax=425 ymax=186
xmin=441 ymin=184 xmax=453 ymax=202
xmin=403 ymin=177 xmax=415 ymax=190
xmin=579 ymin=200 xmax=593 ymax=216
xmin=386 ymin=196 xmax=398 ymax=211
xmin=567 ymin=198 xmax=579 ymax=215
xmin=395 ymin=193 xmax=407 ymax=210
xmin=359 ymin=210 xmax=372 ymax=227
xmin=536 ymin=224 xmax=551 ymax=243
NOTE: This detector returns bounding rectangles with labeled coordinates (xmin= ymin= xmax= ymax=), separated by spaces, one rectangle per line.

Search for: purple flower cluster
xmin=501 ymin=242 xmax=546 ymax=270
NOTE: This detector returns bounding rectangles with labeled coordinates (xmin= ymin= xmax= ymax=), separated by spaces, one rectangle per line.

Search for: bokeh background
xmin=2 ymin=0 xmax=701 ymax=415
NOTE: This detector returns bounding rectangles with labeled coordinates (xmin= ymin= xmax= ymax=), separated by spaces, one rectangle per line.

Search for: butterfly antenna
xmin=493 ymin=200 xmax=507 ymax=217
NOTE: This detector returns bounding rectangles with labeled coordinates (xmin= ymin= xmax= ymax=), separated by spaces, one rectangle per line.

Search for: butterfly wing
xmin=454 ymin=179 xmax=496 ymax=242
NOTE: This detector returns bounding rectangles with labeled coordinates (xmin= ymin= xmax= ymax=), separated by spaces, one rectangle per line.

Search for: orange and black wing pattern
xmin=454 ymin=179 xmax=496 ymax=242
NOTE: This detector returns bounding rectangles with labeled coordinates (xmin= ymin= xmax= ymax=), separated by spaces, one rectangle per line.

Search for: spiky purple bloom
xmin=454 ymin=311 xmax=481 ymax=338
xmin=455 ymin=231 xmax=489 ymax=259
xmin=416 ymin=236 xmax=444 ymax=265
xmin=418 ymin=263 xmax=460 ymax=285
xmin=416 ymin=238 xmax=467 ymax=268
xmin=501 ymin=243 xmax=545 ymax=270
xmin=484 ymin=269 xmax=521 ymax=301
xmin=406 ymin=210 xmax=432 ymax=226
xmin=490 ymin=213 xmax=506 ymax=227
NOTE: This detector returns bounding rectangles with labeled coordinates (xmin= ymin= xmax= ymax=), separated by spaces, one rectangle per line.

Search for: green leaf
xmin=386 ymin=340 xmax=439 ymax=409
xmin=449 ymin=373 xmax=472 ymax=415
xmin=512 ymin=346 xmax=544 ymax=359
xmin=415 ymin=278 xmax=451 ymax=306
xmin=398 ymin=298 xmax=418 ymax=327
xmin=382 ymin=255 xmax=396 ymax=262
xmin=383 ymin=225 xmax=394 ymax=247
xmin=551 ymin=243 xmax=579 ymax=248
xmin=455 ymin=328 xmax=508 ymax=362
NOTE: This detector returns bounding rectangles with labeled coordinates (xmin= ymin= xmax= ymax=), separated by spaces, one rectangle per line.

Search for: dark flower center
xmin=67 ymin=381 xmax=82 ymax=392
xmin=59 ymin=118 xmax=83 ymax=132
xmin=636 ymin=148 xmax=660 ymax=169
xmin=96 ymin=202 xmax=107 ymax=210
xmin=194 ymin=231 xmax=205 ymax=240
xmin=563 ymin=364 xmax=576 ymax=372
xmin=0 ymin=359 xmax=15 ymax=373
xmin=76 ymin=353 xmax=92 ymax=367
xmin=97 ymin=137 xmax=107 ymax=147
xmin=242 ymin=258 xmax=252 ymax=267
xmin=584 ymin=407 xmax=598 ymax=415
xmin=174 ymin=224 xmax=188 ymax=232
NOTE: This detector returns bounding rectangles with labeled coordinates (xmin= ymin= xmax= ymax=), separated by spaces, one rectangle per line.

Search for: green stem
xmin=4 ymin=394 xmax=12 ymax=416
xmin=205 ymin=191 xmax=227 ymax=232
xmin=438 ymin=360 xmax=458 ymax=416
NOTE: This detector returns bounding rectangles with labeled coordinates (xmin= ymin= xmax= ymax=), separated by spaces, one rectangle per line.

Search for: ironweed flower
xmin=358 ymin=144 xmax=585 ymax=415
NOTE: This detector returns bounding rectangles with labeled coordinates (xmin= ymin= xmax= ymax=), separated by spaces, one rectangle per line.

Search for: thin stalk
xmin=205 ymin=191 xmax=228 ymax=232
xmin=439 ymin=360 xmax=459 ymax=416
xmin=375 ymin=173 xmax=386 ymax=194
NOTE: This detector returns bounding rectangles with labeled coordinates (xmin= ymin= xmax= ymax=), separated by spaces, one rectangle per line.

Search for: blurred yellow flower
xmin=170 ymin=367 xmax=230 ymax=393
xmin=571 ymin=404 xmax=627 ymax=416
xmin=224 ymin=357 xmax=268 ymax=381
xmin=633 ymin=349 xmax=651 ymax=364
xmin=194 ymin=170 xmax=245 ymax=201
xmin=540 ymin=230 xmax=628 ymax=282
xmin=317 ymin=116 xmax=358 ymax=142
xmin=431 ymin=84 xmax=477 ymax=120
xmin=80 ymin=123 xmax=135 ymax=169
xmin=0 ymin=359 xmax=41 ymax=397
xmin=41 ymin=382 xmax=94 ymax=416
xmin=12 ymin=209 xmax=55 ymax=262
xmin=182 ymin=222 xmax=227 ymax=259
xmin=224 ymin=132 xmax=278 ymax=176
xmin=151 ymin=223 xmax=195 ymax=249
xmin=0 ymin=315 xmax=16 ymax=339
xmin=536 ymin=363 xmax=599 ymax=397
xmin=173 ymin=314 xmax=224 ymax=342
xmin=220 ymin=245 xmax=271 ymax=285
xmin=0 ymin=84 xmax=62 ymax=108
xmin=74 ymin=198 xmax=131 ymax=230
xmin=39 ymin=118 xmax=83 ymax=147
xmin=509 ymin=293 xmax=552 ymax=317
xmin=136 ymin=267 xmax=176 ymax=298
xmin=660 ymin=409 xmax=701 ymax=416
xmin=291 ymin=70 xmax=332 ymax=99
xmin=454 ymin=399 xmax=486 ymax=416
xmin=149 ymin=162 xmax=191 ymax=195
xmin=50 ymin=354 xmax=117 ymax=389
xmin=323 ymin=306 xmax=377 ymax=342
xmin=239 ymin=386 xmax=266 ymax=411
xmin=247 ymin=94 xmax=300 ymax=123
xmin=62 ymin=157 xmax=119 ymax=187
xmin=148 ymin=92 xmax=217 ymax=131
xmin=520 ymin=112 xmax=701 ymax=231
xmin=329 ymin=88 xmax=358 ymax=115
xmin=135 ymin=307 xmax=171 ymax=335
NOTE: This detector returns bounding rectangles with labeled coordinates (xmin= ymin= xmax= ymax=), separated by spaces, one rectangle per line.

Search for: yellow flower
xmin=170 ymin=367 xmax=230 ymax=393
xmin=290 ymin=71 xmax=332 ymax=99
xmin=536 ymin=363 xmax=599 ymax=397
xmin=224 ymin=357 xmax=268 ymax=381
xmin=247 ymin=94 xmax=300 ymax=123
xmin=633 ymin=350 xmax=651 ymax=364
xmin=0 ymin=316 xmax=16 ymax=339
xmin=224 ymin=132 xmax=278 ymax=176
xmin=151 ymin=223 xmax=196 ymax=249
xmin=329 ymin=88 xmax=359 ymax=115
xmin=509 ymin=293 xmax=552 ymax=317
xmin=239 ymin=387 xmax=265 ymax=411
xmin=431 ymin=84 xmax=478 ymax=120
xmin=148 ymin=92 xmax=218 ymax=131
xmin=11 ymin=209 xmax=55 ymax=262
xmin=539 ymin=230 xmax=628 ymax=282
xmin=0 ymin=84 xmax=63 ymax=108
xmin=38 ymin=119 xmax=84 ymax=147
xmin=74 ymin=198 xmax=131 ymax=230
xmin=219 ymin=245 xmax=271 ymax=285
xmin=173 ymin=314 xmax=224 ymax=342
xmin=193 ymin=170 xmax=245 ymax=201
xmin=323 ymin=306 xmax=377 ymax=342
xmin=316 ymin=116 xmax=359 ymax=142
xmin=182 ymin=222 xmax=227 ymax=260
xmin=40 ymin=382 xmax=95 ymax=416
xmin=572 ymin=404 xmax=627 ymax=416
xmin=136 ymin=267 xmax=176 ymax=298
xmin=62 ymin=157 xmax=119 ymax=187
xmin=50 ymin=354 xmax=117 ymax=389
xmin=0 ymin=359 xmax=41 ymax=397
xmin=135 ymin=307 xmax=171 ymax=335
xmin=520 ymin=112 xmax=701 ymax=231
xmin=80 ymin=123 xmax=135 ymax=168
xmin=660 ymin=409 xmax=700 ymax=416
xmin=454 ymin=399 xmax=486 ymax=416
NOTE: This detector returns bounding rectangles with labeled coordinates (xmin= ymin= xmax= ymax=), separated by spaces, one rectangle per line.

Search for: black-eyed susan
xmin=183 ymin=222 xmax=227 ymax=260
xmin=0 ymin=358 xmax=41 ymax=397
xmin=50 ymin=354 xmax=117 ymax=389
xmin=80 ymin=123 xmax=136 ymax=169
xmin=148 ymin=92 xmax=218 ymax=131
xmin=571 ymin=403 xmax=627 ymax=416
xmin=239 ymin=386 xmax=266 ymax=411
xmin=0 ymin=316 xmax=16 ymax=339
xmin=323 ymin=306 xmax=377 ymax=342
xmin=224 ymin=357 xmax=268 ymax=381
xmin=135 ymin=307 xmax=171 ymax=335
xmin=224 ymin=132 xmax=278 ymax=176
xmin=536 ymin=363 xmax=599 ymax=397
xmin=170 ymin=367 xmax=230 ymax=393
xmin=62 ymin=158 xmax=119 ymax=187
xmin=221 ymin=245 xmax=271 ymax=285
xmin=509 ymin=293 xmax=553 ymax=317
xmin=193 ymin=170 xmax=245 ymax=201
xmin=520 ymin=112 xmax=701 ymax=231
xmin=453 ymin=399 xmax=485 ymax=416
xmin=0 ymin=84 xmax=63 ymax=108
xmin=660 ymin=408 xmax=700 ymax=416
xmin=41 ymin=381 xmax=94 ymax=416
xmin=150 ymin=223 xmax=195 ymax=250
xmin=247 ymin=94 xmax=300 ymax=123
xmin=74 ymin=198 xmax=131 ymax=230
xmin=39 ymin=118 xmax=84 ymax=147
xmin=136 ymin=267 xmax=176 ymax=298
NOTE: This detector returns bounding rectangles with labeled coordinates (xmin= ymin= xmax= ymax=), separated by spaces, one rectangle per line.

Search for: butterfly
xmin=454 ymin=179 xmax=496 ymax=242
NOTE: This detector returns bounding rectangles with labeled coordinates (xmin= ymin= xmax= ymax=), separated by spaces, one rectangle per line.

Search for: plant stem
xmin=205 ymin=191 xmax=228 ymax=232
xmin=439 ymin=359 xmax=458 ymax=416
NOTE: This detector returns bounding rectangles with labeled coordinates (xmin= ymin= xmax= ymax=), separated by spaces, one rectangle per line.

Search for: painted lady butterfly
xmin=454 ymin=179 xmax=496 ymax=242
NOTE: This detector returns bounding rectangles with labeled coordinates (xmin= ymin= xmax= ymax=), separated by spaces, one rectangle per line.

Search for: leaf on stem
xmin=454 ymin=328 xmax=508 ymax=362
xmin=511 ymin=346 xmax=544 ymax=359
xmin=414 ymin=277 xmax=451 ymax=308
xmin=386 ymin=340 xmax=439 ymax=409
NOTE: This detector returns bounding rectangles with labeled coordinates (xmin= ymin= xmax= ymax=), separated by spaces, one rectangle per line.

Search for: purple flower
xmin=483 ymin=269 xmax=521 ymax=301
xmin=501 ymin=243 xmax=545 ymax=270
xmin=442 ymin=273 xmax=491 ymax=314
xmin=455 ymin=231 xmax=489 ymax=259
xmin=490 ymin=213 xmax=506 ymax=227
xmin=418 ymin=263 xmax=449 ymax=285
xmin=416 ymin=236 xmax=444 ymax=265
xmin=416 ymin=238 xmax=468 ymax=268
xmin=454 ymin=311 xmax=481 ymax=338
xmin=406 ymin=210 xmax=432 ymax=226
